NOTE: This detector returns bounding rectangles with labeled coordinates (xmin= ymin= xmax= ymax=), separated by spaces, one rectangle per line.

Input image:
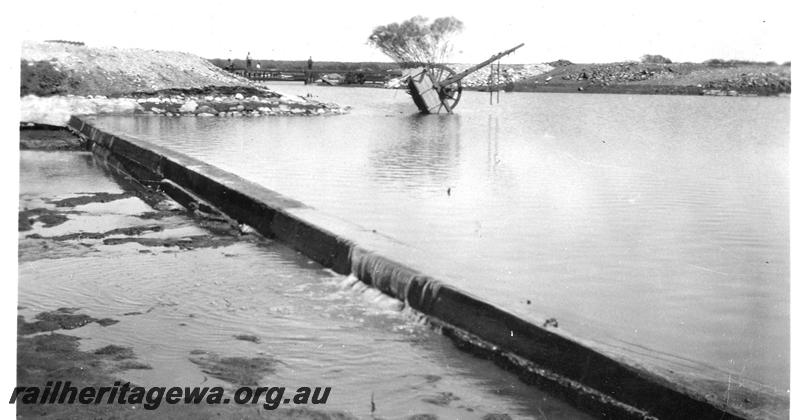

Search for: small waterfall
xmin=349 ymin=246 xmax=422 ymax=302
xmin=348 ymin=246 xmax=445 ymax=314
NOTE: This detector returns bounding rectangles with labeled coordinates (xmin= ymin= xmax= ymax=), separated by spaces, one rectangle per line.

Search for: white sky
xmin=7 ymin=0 xmax=794 ymax=63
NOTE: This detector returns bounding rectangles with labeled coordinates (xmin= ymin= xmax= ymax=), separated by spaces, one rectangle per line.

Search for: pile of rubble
xmin=451 ymin=63 xmax=553 ymax=89
xmin=20 ymin=92 xmax=347 ymax=126
xmin=134 ymin=92 xmax=346 ymax=117
xmin=383 ymin=63 xmax=553 ymax=90
xmin=702 ymin=72 xmax=790 ymax=96
xmin=558 ymin=63 xmax=678 ymax=85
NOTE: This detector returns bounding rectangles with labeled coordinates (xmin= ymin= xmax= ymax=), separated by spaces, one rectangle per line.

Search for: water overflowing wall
xmin=68 ymin=115 xmax=761 ymax=420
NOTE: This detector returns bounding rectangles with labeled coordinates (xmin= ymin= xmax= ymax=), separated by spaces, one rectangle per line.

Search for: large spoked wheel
xmin=429 ymin=64 xmax=463 ymax=113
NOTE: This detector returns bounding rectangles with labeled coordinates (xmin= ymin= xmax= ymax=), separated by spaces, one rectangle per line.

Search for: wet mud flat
xmin=17 ymin=145 xmax=592 ymax=418
xmin=17 ymin=150 xmax=343 ymax=419
xmin=16 ymin=323 xmax=353 ymax=420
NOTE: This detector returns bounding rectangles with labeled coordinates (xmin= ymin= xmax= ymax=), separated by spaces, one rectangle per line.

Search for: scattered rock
xmin=179 ymin=99 xmax=198 ymax=113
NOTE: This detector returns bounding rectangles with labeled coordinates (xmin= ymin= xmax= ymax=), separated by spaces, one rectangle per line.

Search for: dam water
xmin=20 ymin=151 xmax=590 ymax=419
xmin=91 ymin=84 xmax=790 ymax=394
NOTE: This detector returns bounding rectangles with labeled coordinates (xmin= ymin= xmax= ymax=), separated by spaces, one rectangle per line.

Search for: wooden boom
xmin=407 ymin=42 xmax=524 ymax=114
xmin=436 ymin=43 xmax=525 ymax=87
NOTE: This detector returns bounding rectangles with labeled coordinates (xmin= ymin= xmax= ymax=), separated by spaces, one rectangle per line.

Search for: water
xmin=19 ymin=151 xmax=589 ymax=419
xmin=92 ymin=84 xmax=790 ymax=392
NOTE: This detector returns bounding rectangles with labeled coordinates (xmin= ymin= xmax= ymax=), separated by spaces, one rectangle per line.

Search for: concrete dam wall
xmin=67 ymin=115 xmax=755 ymax=420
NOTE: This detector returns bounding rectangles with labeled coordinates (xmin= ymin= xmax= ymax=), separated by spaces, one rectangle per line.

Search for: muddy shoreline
xmin=16 ymin=140 xmax=361 ymax=419
xmin=19 ymin=133 xmax=563 ymax=419
xmin=16 ymin=315 xmax=357 ymax=419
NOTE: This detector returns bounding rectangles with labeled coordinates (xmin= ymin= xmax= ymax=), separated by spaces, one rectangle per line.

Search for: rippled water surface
xmin=93 ymin=84 xmax=790 ymax=391
xmin=20 ymin=151 xmax=587 ymax=419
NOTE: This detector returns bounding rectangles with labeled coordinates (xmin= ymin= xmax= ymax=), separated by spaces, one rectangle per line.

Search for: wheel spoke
xmin=442 ymin=96 xmax=452 ymax=113
xmin=426 ymin=64 xmax=462 ymax=113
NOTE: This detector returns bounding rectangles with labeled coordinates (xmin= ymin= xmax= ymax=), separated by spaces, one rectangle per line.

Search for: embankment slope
xmin=511 ymin=61 xmax=791 ymax=95
xmin=20 ymin=41 xmax=343 ymax=126
xmin=21 ymin=40 xmax=257 ymax=97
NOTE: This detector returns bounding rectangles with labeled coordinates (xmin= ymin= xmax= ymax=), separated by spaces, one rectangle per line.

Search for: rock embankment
xmin=135 ymin=92 xmax=345 ymax=117
xmin=449 ymin=63 xmax=553 ymax=90
xmin=21 ymin=92 xmax=346 ymax=126
xmin=699 ymin=71 xmax=791 ymax=96
xmin=513 ymin=61 xmax=791 ymax=96
xmin=20 ymin=41 xmax=346 ymax=126
xmin=556 ymin=62 xmax=679 ymax=84
xmin=385 ymin=63 xmax=552 ymax=90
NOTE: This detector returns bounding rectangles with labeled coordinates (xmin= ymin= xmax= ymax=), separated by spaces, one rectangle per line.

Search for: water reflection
xmin=369 ymin=114 xmax=461 ymax=188
xmin=486 ymin=114 xmax=501 ymax=174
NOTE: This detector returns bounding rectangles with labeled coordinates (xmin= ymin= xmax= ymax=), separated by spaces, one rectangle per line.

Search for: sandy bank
xmin=20 ymin=41 xmax=346 ymax=126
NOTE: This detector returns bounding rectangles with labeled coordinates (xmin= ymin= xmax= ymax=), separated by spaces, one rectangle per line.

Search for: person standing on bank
xmin=306 ymin=56 xmax=313 ymax=85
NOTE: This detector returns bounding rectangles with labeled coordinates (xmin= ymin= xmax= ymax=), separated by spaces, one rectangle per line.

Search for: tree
xmin=368 ymin=16 xmax=464 ymax=66
xmin=641 ymin=54 xmax=672 ymax=64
